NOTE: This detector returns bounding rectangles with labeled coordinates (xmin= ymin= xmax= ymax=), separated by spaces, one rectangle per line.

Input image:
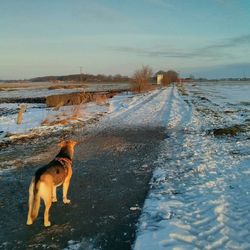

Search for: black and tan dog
xmin=26 ymin=140 xmax=77 ymax=227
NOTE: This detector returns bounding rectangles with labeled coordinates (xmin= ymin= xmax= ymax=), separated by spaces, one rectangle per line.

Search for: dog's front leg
xmin=52 ymin=186 xmax=57 ymax=202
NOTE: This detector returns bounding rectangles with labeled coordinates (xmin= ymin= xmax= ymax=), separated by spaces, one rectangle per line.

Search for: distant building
xmin=156 ymin=74 xmax=164 ymax=85
xmin=155 ymin=70 xmax=180 ymax=84
xmin=155 ymin=71 xmax=166 ymax=85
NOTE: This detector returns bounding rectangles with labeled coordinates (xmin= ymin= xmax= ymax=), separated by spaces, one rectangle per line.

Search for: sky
xmin=0 ymin=0 xmax=250 ymax=79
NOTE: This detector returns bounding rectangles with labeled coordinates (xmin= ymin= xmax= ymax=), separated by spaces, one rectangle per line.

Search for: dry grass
xmin=41 ymin=118 xmax=50 ymax=126
xmin=48 ymin=84 xmax=86 ymax=90
xmin=70 ymin=104 xmax=84 ymax=120
xmin=46 ymin=92 xmax=116 ymax=107
xmin=53 ymin=101 xmax=64 ymax=111
xmin=132 ymin=83 xmax=156 ymax=93
xmin=41 ymin=118 xmax=69 ymax=126
xmin=41 ymin=103 xmax=85 ymax=127
xmin=46 ymin=93 xmax=87 ymax=107
xmin=42 ymin=91 xmax=117 ymax=126
xmin=94 ymin=94 xmax=107 ymax=105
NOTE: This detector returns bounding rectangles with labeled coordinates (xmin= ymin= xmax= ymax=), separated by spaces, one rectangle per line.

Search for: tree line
xmin=132 ymin=65 xmax=179 ymax=92
xmin=30 ymin=74 xmax=131 ymax=83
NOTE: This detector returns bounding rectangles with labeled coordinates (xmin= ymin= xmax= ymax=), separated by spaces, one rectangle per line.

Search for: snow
xmin=0 ymin=82 xmax=130 ymax=99
xmin=133 ymin=82 xmax=250 ymax=250
xmin=0 ymin=102 xmax=108 ymax=141
xmin=1 ymin=82 xmax=249 ymax=249
xmin=64 ymin=238 xmax=97 ymax=250
xmin=0 ymin=88 xmax=85 ymax=99
xmin=0 ymin=87 xmax=172 ymax=141
xmin=104 ymin=87 xmax=173 ymax=128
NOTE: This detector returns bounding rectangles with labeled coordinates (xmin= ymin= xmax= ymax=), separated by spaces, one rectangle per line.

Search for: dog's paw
xmin=52 ymin=197 xmax=58 ymax=203
xmin=26 ymin=219 xmax=33 ymax=225
xmin=63 ymin=198 xmax=71 ymax=204
xmin=44 ymin=221 xmax=51 ymax=227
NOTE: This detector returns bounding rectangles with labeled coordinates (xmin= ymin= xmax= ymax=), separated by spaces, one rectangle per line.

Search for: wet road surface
xmin=0 ymin=127 xmax=165 ymax=249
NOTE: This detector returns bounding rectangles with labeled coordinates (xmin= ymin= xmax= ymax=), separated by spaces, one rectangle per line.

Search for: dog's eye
xmin=56 ymin=169 xmax=60 ymax=174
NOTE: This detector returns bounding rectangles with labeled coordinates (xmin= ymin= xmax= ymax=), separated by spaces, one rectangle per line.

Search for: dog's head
xmin=58 ymin=140 xmax=78 ymax=149
xmin=58 ymin=140 xmax=78 ymax=160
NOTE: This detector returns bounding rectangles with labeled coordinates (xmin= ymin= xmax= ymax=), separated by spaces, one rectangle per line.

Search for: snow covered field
xmin=134 ymin=82 xmax=250 ymax=250
xmin=0 ymin=86 xmax=171 ymax=142
xmin=0 ymin=102 xmax=107 ymax=141
xmin=0 ymin=82 xmax=130 ymax=99
xmin=0 ymin=81 xmax=249 ymax=249
xmin=0 ymin=82 xmax=130 ymax=142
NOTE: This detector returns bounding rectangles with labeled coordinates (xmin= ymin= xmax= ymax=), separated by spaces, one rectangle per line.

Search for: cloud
xmin=187 ymin=62 xmax=250 ymax=78
xmin=203 ymin=34 xmax=250 ymax=51
xmin=110 ymin=34 xmax=250 ymax=60
xmin=111 ymin=46 xmax=227 ymax=60
xmin=72 ymin=1 xmax=123 ymax=23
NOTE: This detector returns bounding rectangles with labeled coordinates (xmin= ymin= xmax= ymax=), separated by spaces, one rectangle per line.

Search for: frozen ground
xmin=0 ymin=82 xmax=249 ymax=249
xmin=134 ymin=82 xmax=250 ymax=250
xmin=0 ymin=102 xmax=107 ymax=142
xmin=0 ymin=87 xmax=169 ymax=142
xmin=0 ymin=82 xmax=130 ymax=99
xmin=0 ymin=82 xmax=130 ymax=142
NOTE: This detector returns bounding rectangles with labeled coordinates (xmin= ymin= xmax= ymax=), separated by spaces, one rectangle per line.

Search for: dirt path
xmin=0 ymin=127 xmax=165 ymax=249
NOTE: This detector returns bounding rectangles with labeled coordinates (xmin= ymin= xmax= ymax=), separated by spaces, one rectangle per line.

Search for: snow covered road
xmin=104 ymin=87 xmax=174 ymax=128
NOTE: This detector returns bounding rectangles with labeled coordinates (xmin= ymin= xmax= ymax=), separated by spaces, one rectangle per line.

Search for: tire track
xmin=105 ymin=88 xmax=173 ymax=128
xmin=109 ymin=89 xmax=163 ymax=119
xmin=134 ymin=84 xmax=250 ymax=250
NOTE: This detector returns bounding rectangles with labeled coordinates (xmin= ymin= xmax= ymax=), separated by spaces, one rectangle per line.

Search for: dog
xmin=26 ymin=140 xmax=77 ymax=227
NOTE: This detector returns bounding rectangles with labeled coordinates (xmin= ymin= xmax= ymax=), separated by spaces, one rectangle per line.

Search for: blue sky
xmin=0 ymin=0 xmax=250 ymax=79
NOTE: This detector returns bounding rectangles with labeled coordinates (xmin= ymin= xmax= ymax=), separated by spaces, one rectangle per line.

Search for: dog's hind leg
xmin=63 ymin=169 xmax=72 ymax=204
xmin=26 ymin=179 xmax=35 ymax=225
xmin=63 ymin=180 xmax=71 ymax=204
xmin=40 ymin=180 xmax=52 ymax=227
xmin=52 ymin=186 xmax=57 ymax=202
xmin=43 ymin=197 xmax=52 ymax=227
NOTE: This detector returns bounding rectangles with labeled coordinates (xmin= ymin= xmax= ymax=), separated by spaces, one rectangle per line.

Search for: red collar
xmin=55 ymin=157 xmax=72 ymax=166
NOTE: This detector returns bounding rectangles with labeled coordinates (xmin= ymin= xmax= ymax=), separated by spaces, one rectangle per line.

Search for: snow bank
xmin=134 ymin=83 xmax=250 ymax=250
xmin=0 ymin=102 xmax=108 ymax=141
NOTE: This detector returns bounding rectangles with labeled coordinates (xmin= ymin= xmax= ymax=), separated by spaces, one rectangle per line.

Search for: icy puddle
xmin=134 ymin=82 xmax=250 ymax=250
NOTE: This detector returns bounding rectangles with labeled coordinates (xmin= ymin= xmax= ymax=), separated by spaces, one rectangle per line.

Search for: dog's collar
xmin=55 ymin=157 xmax=72 ymax=166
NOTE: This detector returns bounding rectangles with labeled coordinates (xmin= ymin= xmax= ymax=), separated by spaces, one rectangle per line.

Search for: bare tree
xmin=132 ymin=65 xmax=153 ymax=92
xmin=162 ymin=70 xmax=179 ymax=86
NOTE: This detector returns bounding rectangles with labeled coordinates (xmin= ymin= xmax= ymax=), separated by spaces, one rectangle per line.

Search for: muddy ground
xmin=0 ymin=126 xmax=166 ymax=249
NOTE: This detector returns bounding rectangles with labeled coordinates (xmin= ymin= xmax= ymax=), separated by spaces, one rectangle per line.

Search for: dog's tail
xmin=26 ymin=178 xmax=41 ymax=225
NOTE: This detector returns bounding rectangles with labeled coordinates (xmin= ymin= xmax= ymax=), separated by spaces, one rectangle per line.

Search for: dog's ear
xmin=72 ymin=140 xmax=78 ymax=145
xmin=58 ymin=141 xmax=66 ymax=147
xmin=69 ymin=140 xmax=78 ymax=146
